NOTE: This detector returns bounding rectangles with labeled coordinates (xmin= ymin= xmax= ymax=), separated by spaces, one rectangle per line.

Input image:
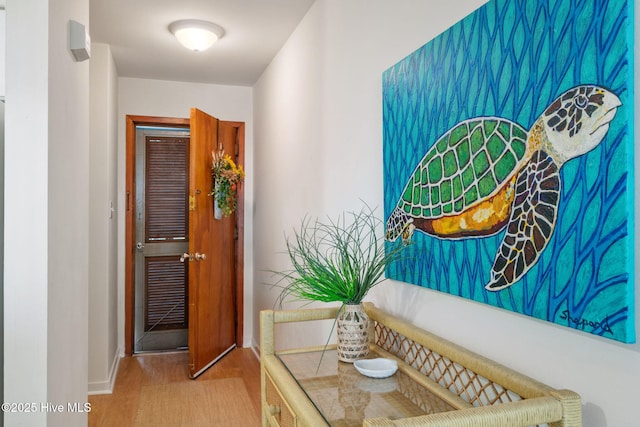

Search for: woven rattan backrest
xmin=364 ymin=303 xmax=554 ymax=406
xmin=375 ymin=323 xmax=522 ymax=407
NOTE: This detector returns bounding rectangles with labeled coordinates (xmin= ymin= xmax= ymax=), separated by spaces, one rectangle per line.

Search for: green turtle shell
xmin=398 ymin=118 xmax=528 ymax=219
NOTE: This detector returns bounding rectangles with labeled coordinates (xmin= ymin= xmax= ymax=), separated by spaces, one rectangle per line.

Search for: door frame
xmin=125 ymin=114 xmax=245 ymax=356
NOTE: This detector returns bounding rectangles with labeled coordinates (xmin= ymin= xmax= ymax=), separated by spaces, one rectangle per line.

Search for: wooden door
xmin=188 ymin=109 xmax=237 ymax=378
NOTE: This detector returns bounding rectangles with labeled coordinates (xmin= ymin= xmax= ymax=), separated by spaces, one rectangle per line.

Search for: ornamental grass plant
xmin=273 ymin=204 xmax=409 ymax=307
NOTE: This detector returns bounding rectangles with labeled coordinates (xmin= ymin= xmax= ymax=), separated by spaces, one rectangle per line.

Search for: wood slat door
xmin=134 ymin=130 xmax=190 ymax=352
xmin=188 ymin=108 xmax=237 ymax=378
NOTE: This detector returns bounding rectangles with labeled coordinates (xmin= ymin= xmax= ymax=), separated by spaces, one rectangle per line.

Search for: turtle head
xmin=385 ymin=207 xmax=414 ymax=245
xmin=540 ymin=85 xmax=621 ymax=164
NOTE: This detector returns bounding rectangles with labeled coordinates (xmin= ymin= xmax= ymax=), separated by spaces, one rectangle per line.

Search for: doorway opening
xmin=125 ymin=115 xmax=245 ymax=368
xmin=134 ymin=126 xmax=190 ymax=352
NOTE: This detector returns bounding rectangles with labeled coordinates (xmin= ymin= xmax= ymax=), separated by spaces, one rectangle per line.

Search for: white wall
xmin=0 ymin=99 xmax=4 ymax=425
xmin=47 ymin=1 xmax=90 ymax=423
xmin=116 ymin=77 xmax=255 ymax=350
xmin=5 ymin=0 xmax=90 ymax=426
xmin=0 ymin=8 xmax=5 ymax=98
xmin=88 ymin=43 xmax=119 ymax=393
xmin=252 ymin=1 xmax=640 ymax=426
xmin=0 ymin=7 xmax=5 ymax=417
xmin=4 ymin=1 xmax=48 ymax=423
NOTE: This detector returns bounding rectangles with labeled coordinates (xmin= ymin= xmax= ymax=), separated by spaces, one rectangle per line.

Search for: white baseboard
xmin=250 ymin=344 xmax=260 ymax=360
xmin=88 ymin=346 xmax=122 ymax=395
xmin=251 ymin=338 xmax=260 ymax=360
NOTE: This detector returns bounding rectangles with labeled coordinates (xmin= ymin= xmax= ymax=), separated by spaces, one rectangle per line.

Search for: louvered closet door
xmin=134 ymin=128 xmax=190 ymax=352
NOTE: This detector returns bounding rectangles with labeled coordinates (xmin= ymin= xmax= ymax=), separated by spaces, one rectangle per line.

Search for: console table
xmin=260 ymin=303 xmax=581 ymax=426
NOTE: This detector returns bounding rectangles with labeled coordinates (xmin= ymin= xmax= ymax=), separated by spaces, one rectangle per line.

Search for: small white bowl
xmin=353 ymin=358 xmax=398 ymax=378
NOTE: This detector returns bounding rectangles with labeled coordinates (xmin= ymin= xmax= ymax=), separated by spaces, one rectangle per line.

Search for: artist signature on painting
xmin=560 ymin=310 xmax=613 ymax=334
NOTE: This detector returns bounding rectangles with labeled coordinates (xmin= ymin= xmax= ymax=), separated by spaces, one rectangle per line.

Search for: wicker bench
xmin=260 ymin=302 xmax=581 ymax=427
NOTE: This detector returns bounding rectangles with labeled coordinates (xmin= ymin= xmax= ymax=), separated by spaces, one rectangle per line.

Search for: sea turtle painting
xmin=385 ymin=85 xmax=621 ymax=291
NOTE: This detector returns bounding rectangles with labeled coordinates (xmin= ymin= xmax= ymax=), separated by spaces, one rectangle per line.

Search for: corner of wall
xmin=87 ymin=346 xmax=122 ymax=395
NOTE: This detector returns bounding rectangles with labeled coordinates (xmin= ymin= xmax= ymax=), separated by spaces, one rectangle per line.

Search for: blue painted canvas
xmin=383 ymin=0 xmax=635 ymax=343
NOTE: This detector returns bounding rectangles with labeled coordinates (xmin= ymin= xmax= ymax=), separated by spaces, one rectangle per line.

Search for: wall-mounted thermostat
xmin=69 ymin=20 xmax=91 ymax=61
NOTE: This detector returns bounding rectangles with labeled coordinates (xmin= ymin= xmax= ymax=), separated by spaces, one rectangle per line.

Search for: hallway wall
xmin=252 ymin=1 xmax=640 ymax=426
xmin=89 ymin=43 xmax=119 ymax=393
xmin=0 ymin=8 xmax=5 ymax=422
xmin=116 ymin=77 xmax=255 ymax=352
xmin=5 ymin=0 xmax=90 ymax=425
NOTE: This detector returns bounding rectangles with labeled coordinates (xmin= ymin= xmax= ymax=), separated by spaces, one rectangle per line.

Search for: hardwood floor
xmin=89 ymin=348 xmax=261 ymax=427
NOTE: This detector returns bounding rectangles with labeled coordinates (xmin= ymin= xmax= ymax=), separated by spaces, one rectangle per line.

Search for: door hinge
xmin=189 ymin=195 xmax=196 ymax=211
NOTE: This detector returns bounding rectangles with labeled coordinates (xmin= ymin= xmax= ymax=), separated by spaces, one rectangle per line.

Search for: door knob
xmin=195 ymin=253 xmax=207 ymax=261
xmin=179 ymin=253 xmax=193 ymax=262
xmin=136 ymin=242 xmax=145 ymax=251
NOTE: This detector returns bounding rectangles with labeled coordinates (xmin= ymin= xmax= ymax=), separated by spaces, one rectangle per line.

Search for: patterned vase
xmin=337 ymin=303 xmax=370 ymax=362
xmin=213 ymin=181 xmax=223 ymax=219
xmin=213 ymin=197 xmax=223 ymax=219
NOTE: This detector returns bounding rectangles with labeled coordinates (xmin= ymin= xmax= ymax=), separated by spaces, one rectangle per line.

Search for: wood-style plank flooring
xmin=88 ymin=348 xmax=261 ymax=427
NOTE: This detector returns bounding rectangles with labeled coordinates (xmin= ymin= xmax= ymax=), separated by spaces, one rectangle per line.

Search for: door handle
xmin=181 ymin=253 xmax=206 ymax=262
xmin=136 ymin=242 xmax=145 ymax=252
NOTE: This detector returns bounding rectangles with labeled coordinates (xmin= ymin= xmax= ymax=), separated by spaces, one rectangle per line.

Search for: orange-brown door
xmin=188 ymin=108 xmax=237 ymax=378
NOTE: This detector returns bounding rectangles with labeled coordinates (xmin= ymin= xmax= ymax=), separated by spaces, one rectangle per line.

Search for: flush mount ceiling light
xmin=169 ymin=19 xmax=225 ymax=52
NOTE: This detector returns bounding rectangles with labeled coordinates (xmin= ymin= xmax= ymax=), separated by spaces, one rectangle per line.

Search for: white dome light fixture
xmin=169 ymin=19 xmax=225 ymax=52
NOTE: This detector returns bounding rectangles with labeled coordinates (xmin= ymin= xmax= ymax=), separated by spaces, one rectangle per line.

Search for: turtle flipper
xmin=485 ymin=150 xmax=561 ymax=291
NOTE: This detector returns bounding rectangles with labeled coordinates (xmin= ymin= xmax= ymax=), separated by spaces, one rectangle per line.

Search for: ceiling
xmin=90 ymin=0 xmax=316 ymax=86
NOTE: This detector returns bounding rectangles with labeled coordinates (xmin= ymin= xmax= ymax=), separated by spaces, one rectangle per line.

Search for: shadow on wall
xmin=582 ymin=403 xmax=607 ymax=427
xmin=371 ymin=279 xmax=425 ymax=325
